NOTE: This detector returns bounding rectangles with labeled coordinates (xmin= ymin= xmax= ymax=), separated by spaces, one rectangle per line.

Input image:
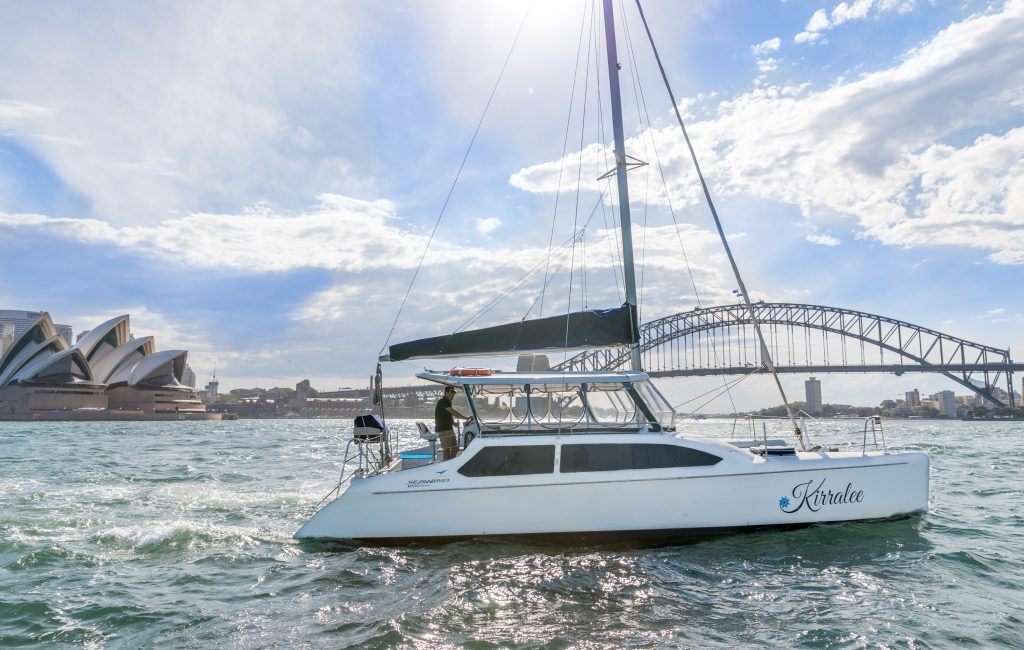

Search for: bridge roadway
xmin=650 ymin=363 xmax=1024 ymax=378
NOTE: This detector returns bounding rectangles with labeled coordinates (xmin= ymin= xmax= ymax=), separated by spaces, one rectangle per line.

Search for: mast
xmin=602 ymin=0 xmax=642 ymax=372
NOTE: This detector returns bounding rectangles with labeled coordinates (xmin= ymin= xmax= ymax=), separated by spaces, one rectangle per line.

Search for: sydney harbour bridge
xmin=356 ymin=302 xmax=1021 ymax=411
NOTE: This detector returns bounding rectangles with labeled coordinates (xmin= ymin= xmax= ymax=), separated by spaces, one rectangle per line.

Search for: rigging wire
xmin=619 ymin=0 xmax=738 ymax=413
xmin=456 ymin=245 xmax=574 ymax=333
xmin=679 ymin=364 xmax=763 ymax=418
xmin=634 ymin=0 xmax=801 ymax=437
xmin=540 ymin=0 xmax=591 ymax=319
xmin=565 ymin=1 xmax=596 ymax=320
xmin=457 ymin=190 xmax=609 ymax=332
xmin=673 ymin=365 xmax=761 ymax=408
xmin=591 ymin=1 xmax=624 ymax=305
xmin=377 ymin=3 xmax=533 ymax=358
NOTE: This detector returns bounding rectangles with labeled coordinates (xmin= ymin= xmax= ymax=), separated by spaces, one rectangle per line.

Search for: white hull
xmin=296 ymin=435 xmax=929 ymax=543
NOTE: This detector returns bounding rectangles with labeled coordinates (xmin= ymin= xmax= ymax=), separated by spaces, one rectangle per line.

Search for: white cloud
xmin=0 ymin=3 xmax=372 ymax=224
xmin=795 ymin=0 xmax=916 ymax=44
xmin=0 ymin=99 xmax=53 ymax=128
xmin=294 ymin=285 xmax=362 ymax=322
xmin=0 ymin=191 xmax=736 ymax=317
xmin=832 ymin=0 xmax=875 ymax=26
xmin=807 ymin=8 xmax=832 ymax=32
xmin=512 ymin=2 xmax=1024 ymax=265
xmin=476 ymin=216 xmax=502 ymax=236
xmin=794 ymin=31 xmax=825 ymax=44
xmin=807 ymin=233 xmax=841 ymax=246
xmin=757 ymin=58 xmax=779 ymax=73
xmin=752 ymin=37 xmax=782 ymax=55
xmin=0 ymin=195 xmax=450 ymax=273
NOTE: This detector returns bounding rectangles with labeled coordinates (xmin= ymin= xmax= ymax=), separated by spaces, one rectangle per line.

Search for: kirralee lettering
xmin=779 ymin=478 xmax=864 ymax=513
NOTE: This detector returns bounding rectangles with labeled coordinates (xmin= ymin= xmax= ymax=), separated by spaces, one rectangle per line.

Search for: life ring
xmin=450 ymin=367 xmax=493 ymax=377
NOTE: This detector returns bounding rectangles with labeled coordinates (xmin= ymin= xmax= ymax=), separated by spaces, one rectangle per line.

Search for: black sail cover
xmin=385 ymin=303 xmax=638 ymax=362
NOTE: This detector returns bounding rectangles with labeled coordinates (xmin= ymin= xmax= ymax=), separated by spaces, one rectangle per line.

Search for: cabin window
xmin=458 ymin=445 xmax=555 ymax=477
xmin=559 ymin=444 xmax=721 ymax=473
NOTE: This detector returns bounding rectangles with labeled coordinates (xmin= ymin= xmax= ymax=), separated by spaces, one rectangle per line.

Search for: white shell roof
xmin=7 ymin=346 xmax=92 ymax=386
xmin=0 ymin=312 xmax=197 ymax=393
xmin=90 ymin=336 xmax=155 ymax=384
xmin=107 ymin=349 xmax=187 ymax=387
xmin=0 ymin=313 xmax=62 ymax=385
xmin=0 ymin=334 xmax=69 ymax=388
xmin=73 ymin=314 xmax=130 ymax=362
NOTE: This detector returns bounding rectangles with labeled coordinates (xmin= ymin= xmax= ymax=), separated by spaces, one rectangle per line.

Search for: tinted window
xmin=459 ymin=445 xmax=555 ymax=477
xmin=560 ymin=444 xmax=721 ymax=473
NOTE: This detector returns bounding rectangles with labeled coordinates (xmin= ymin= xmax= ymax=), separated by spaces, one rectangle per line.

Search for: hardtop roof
xmin=416 ymin=369 xmax=650 ymax=387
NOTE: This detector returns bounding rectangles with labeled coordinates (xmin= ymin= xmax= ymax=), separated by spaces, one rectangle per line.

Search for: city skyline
xmin=1 ymin=1 xmax=1022 ymax=411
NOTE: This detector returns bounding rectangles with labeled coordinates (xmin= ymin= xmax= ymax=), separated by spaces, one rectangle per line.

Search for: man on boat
xmin=435 ymin=386 xmax=471 ymax=461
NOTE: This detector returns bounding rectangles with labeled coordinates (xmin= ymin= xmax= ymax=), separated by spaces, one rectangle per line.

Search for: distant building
xmin=182 ymin=365 xmax=196 ymax=388
xmin=54 ymin=324 xmax=73 ymax=347
xmin=990 ymin=386 xmax=1010 ymax=404
xmin=1 ymin=310 xmax=72 ymax=355
xmin=905 ymin=389 xmax=921 ymax=409
xmin=206 ymin=378 xmax=219 ymax=400
xmin=293 ymin=379 xmax=311 ymax=410
xmin=935 ymin=390 xmax=956 ymax=418
xmin=805 ymin=376 xmax=822 ymax=414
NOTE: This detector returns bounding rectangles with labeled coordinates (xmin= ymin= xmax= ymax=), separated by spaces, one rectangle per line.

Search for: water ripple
xmin=1 ymin=419 xmax=1022 ymax=648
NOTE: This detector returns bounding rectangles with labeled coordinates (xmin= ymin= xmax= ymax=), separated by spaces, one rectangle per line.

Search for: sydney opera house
xmin=0 ymin=312 xmax=214 ymax=420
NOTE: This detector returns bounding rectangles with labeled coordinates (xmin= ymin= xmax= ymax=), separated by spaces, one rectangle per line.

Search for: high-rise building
xmin=805 ymin=376 xmax=822 ymax=414
xmin=935 ymin=390 xmax=956 ymax=418
xmin=905 ymin=389 xmax=921 ymax=408
xmin=182 ymin=365 xmax=196 ymax=388
xmin=54 ymin=324 xmax=73 ymax=347
xmin=0 ymin=310 xmax=72 ymax=355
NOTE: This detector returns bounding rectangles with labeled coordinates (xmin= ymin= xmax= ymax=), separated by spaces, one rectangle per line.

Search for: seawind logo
xmin=406 ymin=477 xmax=450 ymax=489
xmin=779 ymin=478 xmax=864 ymax=513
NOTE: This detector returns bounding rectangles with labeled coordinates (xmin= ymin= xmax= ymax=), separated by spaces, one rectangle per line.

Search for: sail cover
xmin=385 ymin=304 xmax=638 ymax=362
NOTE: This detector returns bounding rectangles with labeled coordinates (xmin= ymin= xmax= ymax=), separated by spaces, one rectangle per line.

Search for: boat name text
xmin=779 ymin=478 xmax=864 ymax=513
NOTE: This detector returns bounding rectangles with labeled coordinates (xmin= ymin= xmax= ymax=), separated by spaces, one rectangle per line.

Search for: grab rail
xmin=862 ymin=416 xmax=888 ymax=456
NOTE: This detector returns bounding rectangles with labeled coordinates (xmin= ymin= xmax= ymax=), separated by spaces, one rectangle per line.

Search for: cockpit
xmin=418 ymin=369 xmax=675 ymax=435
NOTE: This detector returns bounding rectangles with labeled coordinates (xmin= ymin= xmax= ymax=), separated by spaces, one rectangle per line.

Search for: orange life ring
xmin=450 ymin=367 xmax=493 ymax=377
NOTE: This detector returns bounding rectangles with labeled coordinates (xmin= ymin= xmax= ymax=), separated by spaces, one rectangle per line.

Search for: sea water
xmin=1 ymin=418 xmax=1021 ymax=648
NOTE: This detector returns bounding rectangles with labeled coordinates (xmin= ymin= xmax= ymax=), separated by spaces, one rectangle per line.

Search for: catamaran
xmin=295 ymin=0 xmax=930 ymax=544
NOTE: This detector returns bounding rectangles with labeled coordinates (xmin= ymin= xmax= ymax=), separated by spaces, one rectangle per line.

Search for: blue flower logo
xmin=778 ymin=496 xmax=790 ymax=510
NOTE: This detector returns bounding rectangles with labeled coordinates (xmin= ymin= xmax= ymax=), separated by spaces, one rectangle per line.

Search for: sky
xmin=1 ymin=0 xmax=1022 ymax=411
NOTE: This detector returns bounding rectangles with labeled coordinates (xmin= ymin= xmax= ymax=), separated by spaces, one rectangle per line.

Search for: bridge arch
xmin=556 ymin=303 xmax=1020 ymax=407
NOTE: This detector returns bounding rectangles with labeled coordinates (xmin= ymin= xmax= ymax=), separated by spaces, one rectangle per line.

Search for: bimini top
xmin=417 ymin=369 xmax=650 ymax=387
